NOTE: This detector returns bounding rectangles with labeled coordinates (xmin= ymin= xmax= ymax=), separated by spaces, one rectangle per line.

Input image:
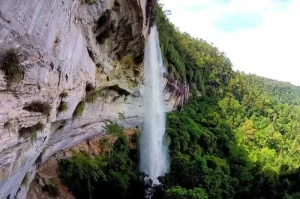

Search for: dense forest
xmin=58 ymin=4 xmax=300 ymax=199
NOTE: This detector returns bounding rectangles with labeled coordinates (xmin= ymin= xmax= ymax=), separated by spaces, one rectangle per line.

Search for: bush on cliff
xmin=2 ymin=49 xmax=24 ymax=84
xmin=72 ymin=101 xmax=86 ymax=118
xmin=19 ymin=122 xmax=45 ymax=142
xmin=57 ymin=101 xmax=69 ymax=113
xmin=23 ymin=101 xmax=52 ymax=115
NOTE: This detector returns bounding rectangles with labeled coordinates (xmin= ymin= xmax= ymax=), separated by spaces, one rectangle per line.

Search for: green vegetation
xmin=155 ymin=5 xmax=300 ymax=198
xmin=42 ymin=179 xmax=59 ymax=197
xmin=19 ymin=122 xmax=45 ymax=142
xmin=103 ymin=120 xmax=124 ymax=136
xmin=23 ymin=101 xmax=52 ymax=115
xmin=21 ymin=173 xmax=30 ymax=187
xmin=156 ymin=5 xmax=232 ymax=95
xmin=59 ymin=122 xmax=149 ymax=199
xmin=72 ymin=101 xmax=86 ymax=118
xmin=59 ymin=4 xmax=300 ymax=199
xmin=162 ymin=95 xmax=300 ymax=198
xmin=1 ymin=49 xmax=24 ymax=83
xmin=165 ymin=187 xmax=208 ymax=199
xmin=59 ymin=91 xmax=68 ymax=98
xmin=219 ymin=73 xmax=300 ymax=171
xmin=84 ymin=0 xmax=96 ymax=4
xmin=57 ymin=101 xmax=68 ymax=113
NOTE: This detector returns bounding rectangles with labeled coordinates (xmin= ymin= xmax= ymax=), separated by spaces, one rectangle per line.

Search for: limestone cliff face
xmin=0 ymin=0 xmax=171 ymax=198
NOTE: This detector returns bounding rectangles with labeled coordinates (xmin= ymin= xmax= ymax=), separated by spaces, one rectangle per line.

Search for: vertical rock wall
xmin=0 ymin=0 xmax=168 ymax=198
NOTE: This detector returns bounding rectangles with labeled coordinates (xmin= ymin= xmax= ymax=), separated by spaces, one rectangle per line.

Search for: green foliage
xmin=59 ymin=91 xmax=68 ymax=98
xmin=57 ymin=101 xmax=68 ymax=113
xmin=165 ymin=187 xmax=208 ymax=199
xmin=220 ymin=72 xmax=300 ymax=172
xmin=19 ymin=122 xmax=45 ymax=142
xmin=73 ymin=101 xmax=85 ymax=118
xmin=2 ymin=49 xmax=24 ymax=83
xmin=84 ymin=0 xmax=96 ymax=4
xmin=155 ymin=9 xmax=300 ymax=190
xmin=59 ymin=152 xmax=105 ymax=194
xmin=156 ymin=6 xmax=300 ymax=198
xmin=162 ymin=93 xmax=300 ymax=199
xmin=156 ymin=5 xmax=232 ymax=95
xmin=23 ymin=101 xmax=52 ymax=115
xmin=103 ymin=120 xmax=124 ymax=137
xmin=21 ymin=173 xmax=29 ymax=187
xmin=59 ymin=123 xmax=147 ymax=199
xmin=245 ymin=74 xmax=300 ymax=105
xmin=42 ymin=179 xmax=59 ymax=197
xmin=162 ymin=97 xmax=239 ymax=198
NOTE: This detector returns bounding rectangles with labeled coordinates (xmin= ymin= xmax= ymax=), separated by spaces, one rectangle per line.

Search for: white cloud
xmin=159 ymin=0 xmax=300 ymax=85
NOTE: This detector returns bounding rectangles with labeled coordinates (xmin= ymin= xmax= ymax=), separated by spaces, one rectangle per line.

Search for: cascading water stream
xmin=139 ymin=25 xmax=169 ymax=187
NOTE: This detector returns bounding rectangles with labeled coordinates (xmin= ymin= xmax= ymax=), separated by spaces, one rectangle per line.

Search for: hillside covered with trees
xmin=156 ymin=4 xmax=300 ymax=198
xmin=57 ymin=4 xmax=300 ymax=199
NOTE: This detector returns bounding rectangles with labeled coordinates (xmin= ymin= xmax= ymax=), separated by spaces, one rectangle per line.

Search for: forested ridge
xmin=57 ymin=5 xmax=300 ymax=199
xmin=157 ymin=4 xmax=300 ymax=198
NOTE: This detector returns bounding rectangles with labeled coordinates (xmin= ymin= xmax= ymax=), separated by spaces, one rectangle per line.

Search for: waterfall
xmin=139 ymin=26 xmax=169 ymax=185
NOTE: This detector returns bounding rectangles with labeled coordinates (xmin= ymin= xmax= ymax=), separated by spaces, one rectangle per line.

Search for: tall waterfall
xmin=139 ymin=26 xmax=169 ymax=185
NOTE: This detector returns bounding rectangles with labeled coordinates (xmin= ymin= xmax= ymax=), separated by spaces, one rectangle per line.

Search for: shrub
xmin=21 ymin=173 xmax=30 ymax=186
xmin=2 ymin=49 xmax=24 ymax=83
xmin=86 ymin=0 xmax=96 ymax=4
xmin=23 ymin=101 xmax=52 ymax=115
xmin=19 ymin=122 xmax=45 ymax=142
xmin=59 ymin=91 xmax=68 ymax=98
xmin=57 ymin=102 xmax=68 ymax=113
xmin=103 ymin=120 xmax=124 ymax=136
xmin=73 ymin=101 xmax=85 ymax=118
xmin=86 ymin=89 xmax=99 ymax=104
xmin=42 ymin=179 xmax=59 ymax=197
xmin=165 ymin=187 xmax=208 ymax=199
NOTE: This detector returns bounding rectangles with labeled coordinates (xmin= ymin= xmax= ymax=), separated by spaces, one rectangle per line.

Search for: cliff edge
xmin=0 ymin=0 xmax=173 ymax=198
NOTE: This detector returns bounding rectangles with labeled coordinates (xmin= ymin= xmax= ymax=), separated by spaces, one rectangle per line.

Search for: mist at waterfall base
xmin=139 ymin=25 xmax=170 ymax=189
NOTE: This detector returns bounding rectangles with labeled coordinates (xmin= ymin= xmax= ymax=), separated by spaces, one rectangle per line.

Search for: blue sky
xmin=160 ymin=0 xmax=300 ymax=85
xmin=214 ymin=11 xmax=262 ymax=32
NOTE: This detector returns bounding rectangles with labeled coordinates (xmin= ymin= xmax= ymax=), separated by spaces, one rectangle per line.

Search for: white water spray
xmin=139 ymin=26 xmax=169 ymax=184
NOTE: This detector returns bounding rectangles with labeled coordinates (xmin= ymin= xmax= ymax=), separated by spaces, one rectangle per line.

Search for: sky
xmin=159 ymin=0 xmax=300 ymax=86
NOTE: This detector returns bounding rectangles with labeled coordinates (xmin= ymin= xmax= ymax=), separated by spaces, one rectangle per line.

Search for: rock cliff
xmin=0 ymin=0 xmax=172 ymax=198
